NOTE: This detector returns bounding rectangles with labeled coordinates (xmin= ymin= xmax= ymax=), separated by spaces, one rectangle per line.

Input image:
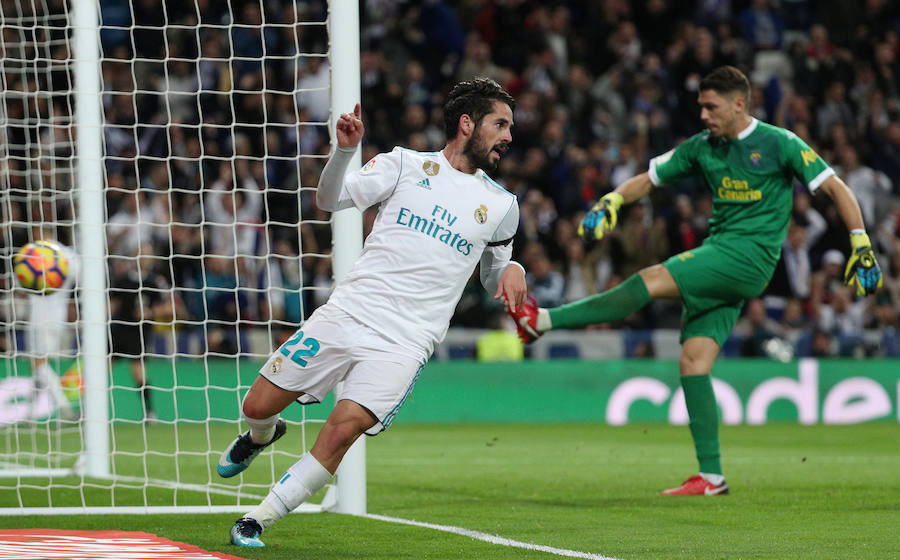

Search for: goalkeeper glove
xmin=578 ymin=192 xmax=625 ymax=241
xmin=843 ymin=231 xmax=882 ymax=297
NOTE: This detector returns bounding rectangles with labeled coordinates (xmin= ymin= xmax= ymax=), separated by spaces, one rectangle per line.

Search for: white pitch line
xmin=363 ymin=513 xmax=625 ymax=560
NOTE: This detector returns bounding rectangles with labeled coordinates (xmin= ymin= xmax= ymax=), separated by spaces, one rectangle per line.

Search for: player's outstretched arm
xmin=818 ymin=175 xmax=883 ymax=296
xmin=579 ymin=172 xmax=653 ymax=241
xmin=317 ymin=104 xmax=365 ymax=212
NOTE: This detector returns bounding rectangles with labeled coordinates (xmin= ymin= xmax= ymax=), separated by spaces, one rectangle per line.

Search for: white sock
xmin=536 ymin=308 xmax=552 ymax=331
xmin=245 ymin=499 xmax=281 ymax=530
xmin=244 ymin=413 xmax=279 ymax=445
xmin=250 ymin=453 xmax=333 ymax=529
xmin=700 ymin=472 xmax=725 ymax=485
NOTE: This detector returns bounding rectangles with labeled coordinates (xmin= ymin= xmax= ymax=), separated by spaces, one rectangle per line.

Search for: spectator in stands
xmin=884 ymin=253 xmax=900 ymax=316
xmin=818 ymin=286 xmax=867 ymax=355
xmin=734 ymin=298 xmax=786 ymax=357
xmin=791 ymin=192 xmax=826 ymax=247
xmin=836 ymin=146 xmax=893 ymax=228
xmin=106 ymin=188 xmax=154 ymax=257
xmin=618 ymin=203 xmax=669 ymax=279
xmin=817 ymin=82 xmax=855 ymax=143
xmin=737 ymin=0 xmax=783 ymax=51
xmin=777 ymin=220 xmax=814 ymax=300
xmin=295 ymin=56 xmax=331 ymax=123
xmin=526 ymin=251 xmax=565 ymax=309
xmin=819 ymin=249 xmax=848 ymax=294
xmin=876 ymin=202 xmax=900 ymax=257
xmin=666 ymin=194 xmax=702 ymax=254
xmin=202 ymin=250 xmax=243 ymax=355
xmin=204 ymin=162 xmax=264 ymax=257
xmin=457 ymin=34 xmax=509 ymax=85
xmin=779 ymin=298 xmax=807 ymax=330
xmin=810 ymin=328 xmax=836 ymax=357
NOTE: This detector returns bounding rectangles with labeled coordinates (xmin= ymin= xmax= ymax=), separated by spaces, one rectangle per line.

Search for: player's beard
xmin=463 ymin=128 xmax=506 ymax=173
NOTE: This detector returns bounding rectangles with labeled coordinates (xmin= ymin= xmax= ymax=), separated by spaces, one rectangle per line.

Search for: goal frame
xmin=0 ymin=0 xmax=366 ymax=516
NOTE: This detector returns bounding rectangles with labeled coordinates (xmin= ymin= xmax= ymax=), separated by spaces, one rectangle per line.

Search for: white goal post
xmin=0 ymin=0 xmax=365 ymax=515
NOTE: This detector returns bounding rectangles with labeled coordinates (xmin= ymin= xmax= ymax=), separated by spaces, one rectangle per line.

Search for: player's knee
xmin=332 ymin=418 xmax=367 ymax=447
xmin=679 ymin=351 xmax=714 ymax=375
xmin=679 ymin=353 xmax=696 ymax=373
xmin=320 ymin=414 xmax=370 ymax=452
xmin=241 ymin=397 xmax=269 ymax=420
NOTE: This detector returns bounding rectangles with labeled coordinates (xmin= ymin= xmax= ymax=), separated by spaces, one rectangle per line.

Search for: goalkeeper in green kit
xmin=508 ymin=66 xmax=882 ymax=496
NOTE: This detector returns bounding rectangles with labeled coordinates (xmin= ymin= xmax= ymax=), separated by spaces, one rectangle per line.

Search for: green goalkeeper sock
xmin=681 ymin=374 xmax=722 ymax=475
xmin=547 ymin=274 xmax=651 ymax=329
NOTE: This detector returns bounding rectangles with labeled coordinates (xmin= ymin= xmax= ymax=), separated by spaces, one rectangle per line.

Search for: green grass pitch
xmin=2 ymin=422 xmax=898 ymax=559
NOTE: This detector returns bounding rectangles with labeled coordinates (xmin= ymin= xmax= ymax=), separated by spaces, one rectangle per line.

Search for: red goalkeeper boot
xmin=660 ymin=474 xmax=729 ymax=496
xmin=507 ymin=295 xmax=543 ymax=343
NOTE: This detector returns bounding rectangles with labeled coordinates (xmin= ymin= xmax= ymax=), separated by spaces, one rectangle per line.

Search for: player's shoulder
xmin=392 ymin=146 xmax=440 ymax=162
xmin=479 ymin=171 xmax=516 ymax=201
xmin=382 ymin=146 xmax=442 ymax=175
xmin=688 ymin=129 xmax=711 ymax=144
xmin=753 ymin=120 xmax=796 ymax=142
xmin=669 ymin=131 xmax=709 ymax=155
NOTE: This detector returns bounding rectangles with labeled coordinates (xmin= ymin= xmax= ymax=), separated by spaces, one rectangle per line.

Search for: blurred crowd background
xmin=2 ymin=0 xmax=900 ymax=359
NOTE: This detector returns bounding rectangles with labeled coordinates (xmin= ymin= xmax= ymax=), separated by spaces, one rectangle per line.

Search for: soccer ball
xmin=12 ymin=241 xmax=70 ymax=293
xmin=60 ymin=361 xmax=84 ymax=403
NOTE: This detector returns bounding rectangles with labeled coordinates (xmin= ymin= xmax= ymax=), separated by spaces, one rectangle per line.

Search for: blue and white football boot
xmin=230 ymin=517 xmax=265 ymax=547
xmin=217 ymin=418 xmax=287 ymax=478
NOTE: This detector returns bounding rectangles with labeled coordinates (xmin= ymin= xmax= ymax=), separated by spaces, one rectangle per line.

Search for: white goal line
xmin=362 ymin=513 xmax=626 ymax=560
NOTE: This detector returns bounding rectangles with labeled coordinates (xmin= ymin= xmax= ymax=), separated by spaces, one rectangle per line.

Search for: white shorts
xmin=259 ymin=304 xmax=425 ymax=435
xmin=27 ymin=293 xmax=70 ymax=357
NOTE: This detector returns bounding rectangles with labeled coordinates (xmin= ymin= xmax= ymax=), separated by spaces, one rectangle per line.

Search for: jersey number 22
xmin=279 ymin=330 xmax=320 ymax=367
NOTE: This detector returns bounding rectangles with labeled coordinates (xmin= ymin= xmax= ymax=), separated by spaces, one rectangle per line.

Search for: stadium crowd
xmin=4 ymin=0 xmax=900 ymax=359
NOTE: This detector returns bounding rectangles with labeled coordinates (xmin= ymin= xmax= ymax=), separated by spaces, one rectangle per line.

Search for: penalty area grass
xmin=2 ymin=423 xmax=898 ymax=559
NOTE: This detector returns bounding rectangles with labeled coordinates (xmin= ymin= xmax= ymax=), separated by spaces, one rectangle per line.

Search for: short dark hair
xmin=699 ymin=66 xmax=751 ymax=102
xmin=443 ymin=78 xmax=515 ymax=139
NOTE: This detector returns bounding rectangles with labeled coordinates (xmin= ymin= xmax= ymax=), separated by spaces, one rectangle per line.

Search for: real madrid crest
xmin=270 ymin=357 xmax=283 ymax=375
xmin=474 ymin=204 xmax=488 ymax=224
xmin=423 ymin=160 xmax=440 ymax=176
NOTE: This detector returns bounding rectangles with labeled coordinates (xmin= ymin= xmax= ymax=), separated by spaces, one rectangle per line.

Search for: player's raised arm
xmin=316 ymin=104 xmax=365 ymax=212
xmin=817 ymin=175 xmax=883 ymax=296
xmin=335 ymin=103 xmax=364 ymax=149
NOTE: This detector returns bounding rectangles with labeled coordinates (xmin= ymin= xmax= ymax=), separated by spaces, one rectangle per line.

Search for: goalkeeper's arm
xmin=579 ymin=172 xmax=654 ymax=241
xmin=613 ymin=171 xmax=655 ymax=204
xmin=818 ymin=175 xmax=883 ymax=296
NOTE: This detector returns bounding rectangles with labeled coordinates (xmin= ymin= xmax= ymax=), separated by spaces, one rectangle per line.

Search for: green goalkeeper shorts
xmin=662 ymin=239 xmax=772 ymax=347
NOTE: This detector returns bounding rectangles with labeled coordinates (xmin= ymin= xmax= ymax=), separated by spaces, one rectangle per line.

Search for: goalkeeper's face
xmin=464 ymin=101 xmax=513 ymax=172
xmin=698 ymin=89 xmax=745 ymax=138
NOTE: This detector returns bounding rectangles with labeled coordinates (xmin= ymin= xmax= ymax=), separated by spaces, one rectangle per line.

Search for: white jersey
xmin=327 ymin=147 xmax=519 ymax=362
xmin=27 ymin=244 xmax=78 ymax=356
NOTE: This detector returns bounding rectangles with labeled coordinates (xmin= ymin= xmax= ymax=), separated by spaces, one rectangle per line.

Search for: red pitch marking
xmin=0 ymin=529 xmax=248 ymax=559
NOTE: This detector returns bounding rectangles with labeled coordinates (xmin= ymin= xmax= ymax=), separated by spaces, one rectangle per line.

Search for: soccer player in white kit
xmin=26 ymin=236 xmax=78 ymax=420
xmin=219 ymin=78 xmax=527 ymax=547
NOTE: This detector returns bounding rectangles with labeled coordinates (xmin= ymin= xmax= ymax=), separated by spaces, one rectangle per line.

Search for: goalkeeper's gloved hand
xmin=843 ymin=231 xmax=883 ymax=297
xmin=578 ymin=192 xmax=625 ymax=241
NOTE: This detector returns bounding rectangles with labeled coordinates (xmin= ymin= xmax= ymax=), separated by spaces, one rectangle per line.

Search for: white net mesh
xmin=0 ymin=0 xmax=340 ymax=513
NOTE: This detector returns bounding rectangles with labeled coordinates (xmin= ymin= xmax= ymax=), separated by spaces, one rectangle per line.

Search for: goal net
xmin=0 ymin=0 xmax=364 ymax=514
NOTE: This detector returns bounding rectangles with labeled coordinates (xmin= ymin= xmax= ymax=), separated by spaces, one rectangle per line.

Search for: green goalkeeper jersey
xmin=649 ymin=118 xmax=834 ymax=275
